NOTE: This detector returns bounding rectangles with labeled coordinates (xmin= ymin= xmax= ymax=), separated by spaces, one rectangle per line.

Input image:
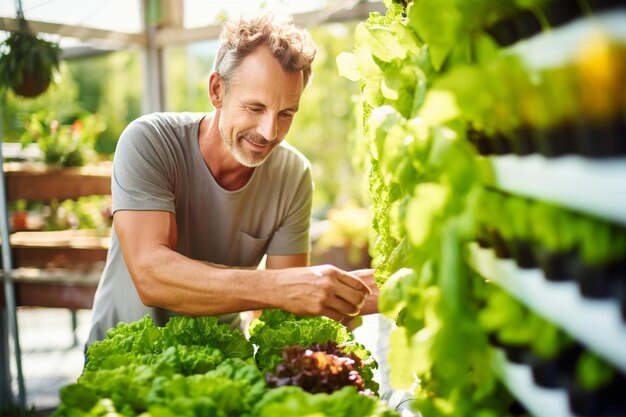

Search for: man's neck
xmin=199 ymin=113 xmax=255 ymax=191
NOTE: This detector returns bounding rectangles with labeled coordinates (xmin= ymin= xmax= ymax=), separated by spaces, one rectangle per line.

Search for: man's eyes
xmin=247 ymin=107 xmax=294 ymax=120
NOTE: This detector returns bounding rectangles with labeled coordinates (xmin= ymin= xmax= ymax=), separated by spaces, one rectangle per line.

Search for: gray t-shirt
xmin=87 ymin=112 xmax=312 ymax=346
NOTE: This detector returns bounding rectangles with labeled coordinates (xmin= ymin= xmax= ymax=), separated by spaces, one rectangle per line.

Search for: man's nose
xmin=258 ymin=113 xmax=278 ymax=141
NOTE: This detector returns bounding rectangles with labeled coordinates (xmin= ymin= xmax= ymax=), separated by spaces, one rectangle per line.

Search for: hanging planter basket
xmin=0 ymin=8 xmax=61 ymax=98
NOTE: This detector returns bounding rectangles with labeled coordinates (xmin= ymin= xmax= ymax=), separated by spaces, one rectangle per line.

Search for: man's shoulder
xmin=130 ymin=112 xmax=204 ymax=131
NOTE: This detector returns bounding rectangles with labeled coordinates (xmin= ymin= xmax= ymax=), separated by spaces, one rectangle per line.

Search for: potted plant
xmin=20 ymin=112 xmax=105 ymax=167
xmin=568 ymin=351 xmax=626 ymax=416
xmin=527 ymin=317 xmax=580 ymax=389
xmin=0 ymin=2 xmax=61 ymax=98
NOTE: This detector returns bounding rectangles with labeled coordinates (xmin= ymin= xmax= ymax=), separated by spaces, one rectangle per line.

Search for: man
xmin=86 ymin=14 xmax=378 ymax=348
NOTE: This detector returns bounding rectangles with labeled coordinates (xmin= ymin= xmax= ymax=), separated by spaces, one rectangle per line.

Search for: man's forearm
xmin=128 ymin=245 xmax=373 ymax=321
xmin=130 ymin=246 xmax=279 ymax=316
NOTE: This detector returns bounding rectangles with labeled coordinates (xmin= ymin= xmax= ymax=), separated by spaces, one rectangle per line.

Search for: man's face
xmin=217 ymin=46 xmax=304 ymax=167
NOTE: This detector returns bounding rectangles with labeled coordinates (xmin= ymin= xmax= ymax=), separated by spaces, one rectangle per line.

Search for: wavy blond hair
xmin=214 ymin=14 xmax=317 ymax=91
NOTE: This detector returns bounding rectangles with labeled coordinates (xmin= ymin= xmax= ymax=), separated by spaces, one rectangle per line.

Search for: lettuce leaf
xmin=250 ymin=386 xmax=399 ymax=417
xmin=249 ymin=310 xmax=353 ymax=373
xmin=161 ymin=316 xmax=253 ymax=360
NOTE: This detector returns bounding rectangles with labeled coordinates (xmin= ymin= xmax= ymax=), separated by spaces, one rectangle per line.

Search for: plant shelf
xmin=490 ymin=348 xmax=574 ymax=417
xmin=510 ymin=8 xmax=626 ymax=70
xmin=3 ymin=161 xmax=112 ymax=201
xmin=468 ymin=243 xmax=626 ymax=373
xmin=485 ymin=155 xmax=626 ymax=226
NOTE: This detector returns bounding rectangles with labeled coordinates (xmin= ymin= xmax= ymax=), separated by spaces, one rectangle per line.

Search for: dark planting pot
xmin=621 ymin=285 xmax=626 ymax=322
xmin=568 ymin=373 xmax=626 ymax=416
xmin=542 ymin=0 xmax=583 ymax=27
xmin=491 ymin=231 xmax=511 ymax=259
xmin=502 ymin=343 xmax=532 ymax=365
xmin=529 ymin=344 xmax=582 ymax=389
xmin=617 ymin=119 xmax=626 ymax=156
xmin=489 ymin=132 xmax=512 ymax=156
xmin=610 ymin=261 xmax=626 ymax=305
xmin=476 ymin=228 xmax=492 ymax=248
xmin=552 ymin=124 xmax=578 ymax=156
xmin=508 ymin=127 xmax=536 ymax=156
xmin=568 ymin=382 xmax=613 ymax=416
xmin=507 ymin=399 xmax=529 ymax=416
xmin=485 ymin=9 xmax=543 ymax=47
xmin=487 ymin=331 xmax=504 ymax=348
xmin=485 ymin=16 xmax=519 ymax=48
xmin=537 ymin=124 xmax=577 ymax=158
xmin=616 ymin=272 xmax=626 ymax=322
xmin=477 ymin=237 xmax=491 ymax=249
xmin=572 ymin=258 xmax=620 ymax=300
xmin=590 ymin=0 xmax=626 ymax=13
xmin=12 ymin=72 xmax=52 ymax=98
xmin=576 ymin=119 xmax=626 ymax=158
xmin=531 ymin=129 xmax=551 ymax=157
xmin=534 ymin=247 xmax=576 ymax=282
xmin=467 ymin=128 xmax=492 ymax=156
xmin=510 ymin=239 xmax=537 ymax=269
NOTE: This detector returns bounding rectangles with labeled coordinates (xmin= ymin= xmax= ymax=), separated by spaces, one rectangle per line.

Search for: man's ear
xmin=208 ymin=71 xmax=224 ymax=108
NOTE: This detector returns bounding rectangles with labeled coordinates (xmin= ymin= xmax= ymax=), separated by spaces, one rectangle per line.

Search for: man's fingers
xmin=326 ymin=296 xmax=361 ymax=317
xmin=350 ymin=268 xmax=374 ymax=278
xmin=334 ymin=282 xmax=367 ymax=309
xmin=303 ymin=265 xmax=374 ymax=321
xmin=337 ymin=271 xmax=372 ymax=296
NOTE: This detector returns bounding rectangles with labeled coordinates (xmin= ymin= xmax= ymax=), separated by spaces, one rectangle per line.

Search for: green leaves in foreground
xmin=248 ymin=310 xmax=379 ymax=393
xmin=84 ymin=315 xmax=253 ymax=373
xmin=54 ymin=314 xmax=397 ymax=417
xmin=250 ymin=386 xmax=399 ymax=417
xmin=249 ymin=310 xmax=353 ymax=373
xmin=54 ymin=316 xmax=257 ymax=417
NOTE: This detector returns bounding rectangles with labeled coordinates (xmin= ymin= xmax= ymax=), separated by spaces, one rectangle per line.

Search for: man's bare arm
xmin=114 ymin=210 xmax=370 ymax=321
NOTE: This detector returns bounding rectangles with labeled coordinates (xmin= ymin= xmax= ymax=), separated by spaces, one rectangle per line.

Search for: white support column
xmin=141 ymin=25 xmax=166 ymax=113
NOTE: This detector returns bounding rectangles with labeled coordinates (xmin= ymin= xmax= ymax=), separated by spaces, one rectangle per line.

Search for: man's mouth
xmin=244 ymin=137 xmax=270 ymax=148
xmin=240 ymin=133 xmax=274 ymax=150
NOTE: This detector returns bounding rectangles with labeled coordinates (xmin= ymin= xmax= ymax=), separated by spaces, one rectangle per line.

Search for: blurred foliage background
xmin=1 ymin=22 xmax=369 ymax=219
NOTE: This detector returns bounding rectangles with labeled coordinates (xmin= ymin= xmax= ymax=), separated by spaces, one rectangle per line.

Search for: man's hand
xmin=349 ymin=269 xmax=379 ymax=315
xmin=276 ymin=264 xmax=372 ymax=322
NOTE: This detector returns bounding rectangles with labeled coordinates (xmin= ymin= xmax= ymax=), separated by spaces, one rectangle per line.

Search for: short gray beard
xmin=220 ymin=127 xmax=270 ymax=168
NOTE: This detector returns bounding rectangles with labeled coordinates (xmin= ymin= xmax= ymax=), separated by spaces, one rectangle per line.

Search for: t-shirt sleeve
xmin=111 ymin=119 xmax=176 ymax=214
xmin=265 ymin=163 xmax=313 ymax=256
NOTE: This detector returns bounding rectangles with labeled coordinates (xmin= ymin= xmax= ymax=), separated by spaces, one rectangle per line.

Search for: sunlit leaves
xmin=407 ymin=0 xmax=462 ymax=70
xmin=336 ymin=52 xmax=360 ymax=82
xmin=379 ymin=268 xmax=418 ymax=318
xmin=388 ymin=326 xmax=429 ymax=390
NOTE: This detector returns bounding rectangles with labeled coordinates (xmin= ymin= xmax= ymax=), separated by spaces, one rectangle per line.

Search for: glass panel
xmin=183 ymin=0 xmax=329 ymax=28
xmin=0 ymin=0 xmax=143 ymax=33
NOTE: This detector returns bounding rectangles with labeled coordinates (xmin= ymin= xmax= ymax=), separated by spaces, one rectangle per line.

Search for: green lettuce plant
xmin=54 ymin=314 xmax=397 ymax=417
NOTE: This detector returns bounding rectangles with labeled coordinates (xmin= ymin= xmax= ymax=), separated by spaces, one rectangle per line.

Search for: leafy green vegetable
xmin=249 ymin=310 xmax=379 ymax=394
xmin=55 ymin=313 xmax=396 ymax=417
xmin=250 ymin=386 xmax=399 ymax=417
xmin=85 ymin=315 xmax=253 ymax=374
xmin=266 ymin=341 xmax=373 ymax=394
xmin=56 ymin=316 xmax=256 ymax=417
xmin=250 ymin=310 xmax=354 ymax=373
xmin=146 ymin=358 xmax=267 ymax=417
xmin=85 ymin=315 xmax=162 ymax=372
xmin=161 ymin=315 xmax=253 ymax=360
